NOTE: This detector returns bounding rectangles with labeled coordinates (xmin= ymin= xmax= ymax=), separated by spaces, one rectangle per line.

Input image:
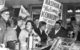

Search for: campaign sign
xmin=39 ymin=0 xmax=61 ymax=25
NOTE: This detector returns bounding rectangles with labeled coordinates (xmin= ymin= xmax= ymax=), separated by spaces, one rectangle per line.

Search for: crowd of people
xmin=0 ymin=7 xmax=80 ymax=50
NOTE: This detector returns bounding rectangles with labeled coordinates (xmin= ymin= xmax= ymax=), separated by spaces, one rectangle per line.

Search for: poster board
xmin=19 ymin=5 xmax=30 ymax=18
xmin=39 ymin=0 xmax=62 ymax=25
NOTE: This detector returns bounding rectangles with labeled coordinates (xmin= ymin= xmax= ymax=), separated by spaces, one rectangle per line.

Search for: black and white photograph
xmin=0 ymin=0 xmax=80 ymax=50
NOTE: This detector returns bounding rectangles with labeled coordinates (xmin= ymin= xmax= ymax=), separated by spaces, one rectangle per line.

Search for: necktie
xmin=41 ymin=31 xmax=47 ymax=43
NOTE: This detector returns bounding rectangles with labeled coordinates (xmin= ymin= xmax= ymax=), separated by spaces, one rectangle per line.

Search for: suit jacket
xmin=0 ymin=18 xmax=6 ymax=43
xmin=34 ymin=26 xmax=47 ymax=43
xmin=48 ymin=27 xmax=68 ymax=39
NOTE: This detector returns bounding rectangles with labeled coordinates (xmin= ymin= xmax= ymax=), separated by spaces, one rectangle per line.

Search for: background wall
xmin=5 ymin=0 xmax=80 ymax=8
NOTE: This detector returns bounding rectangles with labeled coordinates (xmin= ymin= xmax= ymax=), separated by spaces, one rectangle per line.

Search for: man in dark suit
xmin=48 ymin=21 xmax=68 ymax=39
xmin=42 ymin=20 xmax=68 ymax=50
xmin=34 ymin=21 xmax=47 ymax=44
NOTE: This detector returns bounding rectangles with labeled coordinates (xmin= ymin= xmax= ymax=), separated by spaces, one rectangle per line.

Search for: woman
xmin=19 ymin=20 xmax=40 ymax=50
xmin=4 ymin=18 xmax=17 ymax=50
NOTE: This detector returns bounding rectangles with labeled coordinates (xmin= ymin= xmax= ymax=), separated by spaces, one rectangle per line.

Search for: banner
xmin=39 ymin=0 xmax=62 ymax=25
xmin=19 ymin=5 xmax=30 ymax=18
xmin=0 ymin=0 xmax=5 ymax=10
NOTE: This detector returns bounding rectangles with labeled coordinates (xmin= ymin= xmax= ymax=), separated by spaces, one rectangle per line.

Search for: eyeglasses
xmin=3 ymin=12 xmax=10 ymax=15
xmin=5 ymin=14 xmax=10 ymax=15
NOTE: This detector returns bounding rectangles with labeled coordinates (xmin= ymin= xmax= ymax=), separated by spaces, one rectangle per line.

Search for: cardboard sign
xmin=39 ymin=0 xmax=61 ymax=25
xmin=19 ymin=5 xmax=30 ymax=18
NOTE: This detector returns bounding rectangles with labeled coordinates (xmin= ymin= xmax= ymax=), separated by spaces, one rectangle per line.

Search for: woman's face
xmin=26 ymin=22 xmax=32 ymax=30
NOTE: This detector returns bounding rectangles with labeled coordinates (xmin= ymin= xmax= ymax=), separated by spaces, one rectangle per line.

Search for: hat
xmin=0 ymin=7 xmax=9 ymax=13
xmin=56 ymin=20 xmax=62 ymax=25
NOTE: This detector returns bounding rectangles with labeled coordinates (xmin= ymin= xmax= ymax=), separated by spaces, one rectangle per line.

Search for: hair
xmin=39 ymin=21 xmax=46 ymax=28
xmin=6 ymin=18 xmax=17 ymax=27
xmin=0 ymin=9 xmax=12 ymax=18
xmin=17 ymin=17 xmax=23 ymax=21
xmin=1 ymin=9 xmax=10 ymax=14
xmin=71 ymin=17 xmax=76 ymax=21
xmin=56 ymin=20 xmax=61 ymax=25
xmin=9 ymin=17 xmax=17 ymax=27
xmin=25 ymin=20 xmax=35 ymax=29
xmin=12 ymin=18 xmax=17 ymax=26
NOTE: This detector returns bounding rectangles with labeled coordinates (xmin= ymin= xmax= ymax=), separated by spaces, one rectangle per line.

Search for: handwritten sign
xmin=39 ymin=0 xmax=61 ymax=25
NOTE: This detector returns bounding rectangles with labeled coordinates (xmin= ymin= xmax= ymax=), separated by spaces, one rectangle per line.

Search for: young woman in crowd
xmin=19 ymin=20 xmax=40 ymax=50
xmin=4 ymin=18 xmax=17 ymax=50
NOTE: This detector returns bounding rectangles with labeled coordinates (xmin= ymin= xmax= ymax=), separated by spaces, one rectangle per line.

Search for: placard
xmin=39 ymin=0 xmax=62 ymax=25
xmin=19 ymin=5 xmax=30 ymax=18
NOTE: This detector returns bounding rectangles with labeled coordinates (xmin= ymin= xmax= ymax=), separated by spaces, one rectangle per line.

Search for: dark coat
xmin=48 ymin=27 xmax=68 ymax=39
xmin=0 ymin=18 xmax=6 ymax=43
xmin=42 ymin=27 xmax=68 ymax=50
xmin=34 ymin=26 xmax=47 ymax=43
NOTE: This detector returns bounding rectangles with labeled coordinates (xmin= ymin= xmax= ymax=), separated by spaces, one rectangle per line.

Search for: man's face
xmin=17 ymin=20 xmax=23 ymax=27
xmin=1 ymin=11 xmax=10 ymax=21
xmin=41 ymin=25 xmax=46 ymax=31
xmin=35 ymin=19 xmax=39 ymax=26
xmin=55 ymin=23 xmax=61 ymax=30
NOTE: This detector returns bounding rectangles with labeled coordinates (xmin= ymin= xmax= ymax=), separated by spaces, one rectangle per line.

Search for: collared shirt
xmin=55 ymin=28 xmax=60 ymax=35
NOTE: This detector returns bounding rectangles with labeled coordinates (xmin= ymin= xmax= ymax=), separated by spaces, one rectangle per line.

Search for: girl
xmin=19 ymin=20 xmax=40 ymax=50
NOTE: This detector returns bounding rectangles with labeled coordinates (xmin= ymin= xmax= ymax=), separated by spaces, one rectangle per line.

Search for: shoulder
xmin=20 ymin=29 xmax=28 ymax=34
xmin=60 ymin=27 xmax=68 ymax=34
xmin=61 ymin=27 xmax=67 ymax=31
xmin=21 ymin=29 xmax=28 ymax=33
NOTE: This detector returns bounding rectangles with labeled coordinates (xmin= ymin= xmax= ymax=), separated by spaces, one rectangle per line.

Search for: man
xmin=48 ymin=21 xmax=68 ymax=39
xmin=34 ymin=19 xmax=39 ymax=28
xmin=34 ymin=21 xmax=47 ymax=44
xmin=16 ymin=18 xmax=23 ymax=38
xmin=0 ymin=9 xmax=10 ymax=43
xmin=42 ymin=20 xmax=68 ymax=50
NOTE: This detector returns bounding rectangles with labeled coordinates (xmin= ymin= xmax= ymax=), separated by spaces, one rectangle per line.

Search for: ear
xmin=1 ymin=13 xmax=4 ymax=17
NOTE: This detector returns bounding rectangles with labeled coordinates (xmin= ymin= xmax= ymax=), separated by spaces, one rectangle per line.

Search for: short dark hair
xmin=71 ymin=17 xmax=76 ymax=21
xmin=12 ymin=18 xmax=17 ymax=26
xmin=25 ymin=20 xmax=35 ymax=29
xmin=39 ymin=21 xmax=46 ymax=28
xmin=1 ymin=9 xmax=10 ymax=14
xmin=56 ymin=20 xmax=61 ymax=25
